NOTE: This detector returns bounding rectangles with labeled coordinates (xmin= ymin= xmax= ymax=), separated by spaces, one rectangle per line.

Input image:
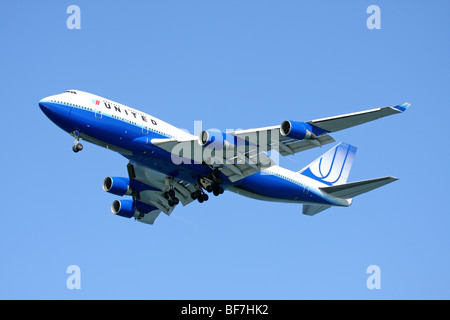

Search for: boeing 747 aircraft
xmin=39 ymin=90 xmax=409 ymax=225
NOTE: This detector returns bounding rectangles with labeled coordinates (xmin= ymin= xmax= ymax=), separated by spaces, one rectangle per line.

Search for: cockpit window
xmin=65 ymin=90 xmax=77 ymax=94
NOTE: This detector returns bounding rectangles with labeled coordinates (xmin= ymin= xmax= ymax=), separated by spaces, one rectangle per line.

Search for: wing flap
xmin=136 ymin=210 xmax=160 ymax=225
xmin=277 ymin=134 xmax=335 ymax=156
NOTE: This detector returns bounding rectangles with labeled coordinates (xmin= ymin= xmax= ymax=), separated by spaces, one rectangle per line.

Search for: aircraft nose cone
xmin=39 ymin=99 xmax=53 ymax=116
xmin=38 ymin=97 xmax=72 ymax=131
xmin=39 ymin=99 xmax=50 ymax=113
xmin=38 ymin=98 xmax=59 ymax=121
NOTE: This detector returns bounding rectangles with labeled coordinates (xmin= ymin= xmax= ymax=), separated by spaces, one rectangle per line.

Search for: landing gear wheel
xmin=197 ymin=193 xmax=209 ymax=203
xmin=72 ymin=143 xmax=83 ymax=153
xmin=165 ymin=190 xmax=179 ymax=207
xmin=73 ymin=143 xmax=83 ymax=153
xmin=212 ymin=185 xmax=224 ymax=196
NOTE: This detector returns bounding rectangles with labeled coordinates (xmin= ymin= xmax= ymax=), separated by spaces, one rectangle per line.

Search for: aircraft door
xmin=303 ymin=186 xmax=309 ymax=195
xmin=95 ymin=107 xmax=102 ymax=119
xmin=91 ymin=99 xmax=104 ymax=119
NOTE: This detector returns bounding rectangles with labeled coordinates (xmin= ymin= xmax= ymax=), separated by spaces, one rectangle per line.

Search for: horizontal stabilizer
xmin=320 ymin=176 xmax=398 ymax=199
xmin=303 ymin=204 xmax=332 ymax=216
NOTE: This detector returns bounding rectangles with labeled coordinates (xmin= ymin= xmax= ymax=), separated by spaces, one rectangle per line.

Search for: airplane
xmin=39 ymin=90 xmax=409 ymax=225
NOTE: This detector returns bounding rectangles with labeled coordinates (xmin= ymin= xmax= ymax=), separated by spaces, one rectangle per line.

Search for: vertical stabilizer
xmin=299 ymin=143 xmax=357 ymax=186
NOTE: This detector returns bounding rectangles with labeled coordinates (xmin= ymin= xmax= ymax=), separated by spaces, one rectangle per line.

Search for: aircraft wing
xmin=151 ymin=102 xmax=409 ymax=183
xmin=127 ymin=162 xmax=198 ymax=225
xmin=305 ymin=102 xmax=410 ymax=133
xmin=230 ymin=102 xmax=410 ymax=152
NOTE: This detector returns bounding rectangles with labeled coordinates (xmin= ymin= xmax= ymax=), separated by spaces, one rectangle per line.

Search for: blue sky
xmin=1 ymin=0 xmax=449 ymax=299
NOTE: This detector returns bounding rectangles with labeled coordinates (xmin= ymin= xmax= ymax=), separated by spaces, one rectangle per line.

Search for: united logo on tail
xmin=299 ymin=143 xmax=357 ymax=186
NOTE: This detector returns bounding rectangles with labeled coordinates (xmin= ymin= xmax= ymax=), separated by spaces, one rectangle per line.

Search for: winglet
xmin=392 ymin=102 xmax=411 ymax=113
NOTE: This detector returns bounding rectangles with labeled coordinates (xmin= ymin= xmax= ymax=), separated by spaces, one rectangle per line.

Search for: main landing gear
xmin=163 ymin=177 xmax=181 ymax=207
xmin=207 ymin=169 xmax=224 ymax=196
xmin=190 ymin=189 xmax=209 ymax=203
xmin=163 ymin=189 xmax=180 ymax=207
xmin=190 ymin=169 xmax=225 ymax=203
xmin=205 ymin=183 xmax=224 ymax=196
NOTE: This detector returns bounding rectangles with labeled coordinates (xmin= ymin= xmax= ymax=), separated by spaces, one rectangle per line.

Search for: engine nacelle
xmin=111 ymin=199 xmax=158 ymax=219
xmin=103 ymin=177 xmax=132 ymax=196
xmin=280 ymin=121 xmax=315 ymax=140
xmin=111 ymin=199 xmax=135 ymax=218
xmin=198 ymin=129 xmax=227 ymax=148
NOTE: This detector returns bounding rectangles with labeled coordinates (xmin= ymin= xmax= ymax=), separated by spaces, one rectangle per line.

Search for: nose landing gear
xmin=72 ymin=143 xmax=83 ymax=153
xmin=72 ymin=135 xmax=83 ymax=153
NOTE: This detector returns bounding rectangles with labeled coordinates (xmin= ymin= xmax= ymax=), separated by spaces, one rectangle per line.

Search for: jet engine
xmin=102 ymin=177 xmax=132 ymax=196
xmin=111 ymin=199 xmax=135 ymax=218
xmin=280 ymin=121 xmax=316 ymax=140
xmin=111 ymin=199 xmax=158 ymax=219
xmin=198 ymin=129 xmax=227 ymax=148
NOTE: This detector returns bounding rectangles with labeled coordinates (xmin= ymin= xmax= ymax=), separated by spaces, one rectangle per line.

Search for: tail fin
xmin=299 ymin=143 xmax=357 ymax=186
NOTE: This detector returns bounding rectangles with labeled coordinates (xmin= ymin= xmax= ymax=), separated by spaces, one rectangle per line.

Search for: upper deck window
xmin=65 ymin=90 xmax=77 ymax=94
